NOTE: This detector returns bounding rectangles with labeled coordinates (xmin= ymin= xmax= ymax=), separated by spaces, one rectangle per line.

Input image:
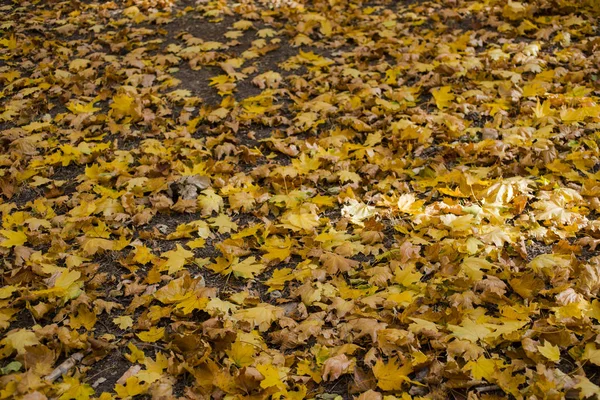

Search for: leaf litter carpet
xmin=1 ymin=0 xmax=600 ymax=399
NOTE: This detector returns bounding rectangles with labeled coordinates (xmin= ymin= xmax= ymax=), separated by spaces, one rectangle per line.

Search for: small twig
xmin=96 ymin=318 xmax=111 ymax=333
xmin=44 ymin=352 xmax=85 ymax=383
xmin=476 ymin=384 xmax=501 ymax=393
xmin=135 ymin=342 xmax=168 ymax=351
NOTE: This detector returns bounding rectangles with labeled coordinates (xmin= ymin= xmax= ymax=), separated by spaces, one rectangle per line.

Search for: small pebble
xmin=155 ymin=224 xmax=169 ymax=234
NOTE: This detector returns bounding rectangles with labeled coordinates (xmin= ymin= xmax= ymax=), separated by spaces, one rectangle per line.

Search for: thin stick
xmin=476 ymin=385 xmax=501 ymax=393
xmin=44 ymin=352 xmax=85 ymax=383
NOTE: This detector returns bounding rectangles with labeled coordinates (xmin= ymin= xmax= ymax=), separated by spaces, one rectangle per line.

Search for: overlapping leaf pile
xmin=1 ymin=0 xmax=600 ymax=398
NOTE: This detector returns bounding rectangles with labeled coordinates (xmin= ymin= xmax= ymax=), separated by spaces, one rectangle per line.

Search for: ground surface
xmin=1 ymin=0 xmax=600 ymax=399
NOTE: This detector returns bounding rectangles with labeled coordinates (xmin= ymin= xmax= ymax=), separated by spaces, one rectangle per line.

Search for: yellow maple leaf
xmin=431 ymin=86 xmax=455 ymax=109
xmin=311 ymin=195 xmax=335 ymax=207
xmin=270 ymin=190 xmax=310 ymax=208
xmin=372 ymin=357 xmax=415 ymax=391
xmin=67 ymin=101 xmax=100 ymax=114
xmin=80 ymin=237 xmax=114 ymax=256
xmin=209 ymin=213 xmax=238 ymax=234
xmin=533 ymin=99 xmax=553 ymax=120
xmin=69 ymin=201 xmax=96 ymax=218
xmin=205 ymin=298 xmax=238 ymax=316
xmin=145 ymin=352 xmax=168 ymax=374
xmin=208 ymin=107 xmax=229 ymax=122
xmin=167 ymin=89 xmax=191 ymax=102
xmin=440 ymin=213 xmax=474 ymax=232
xmin=70 ymin=305 xmax=97 ymax=330
xmin=161 ymin=244 xmax=194 ymax=275
xmin=154 ymin=277 xmax=190 ymax=304
xmin=55 ymin=270 xmax=81 ymax=290
xmin=291 ymin=33 xmax=313 ymax=46
xmin=397 ymin=193 xmax=423 ymax=214
xmin=479 ymin=226 xmax=515 ymax=247
xmin=0 ymin=285 xmax=16 ymax=300
xmin=528 ymin=254 xmax=571 ymax=275
xmin=522 ymin=82 xmax=546 ymax=97
xmin=31 ymin=269 xmax=83 ymax=300
xmin=68 ymin=58 xmax=90 ymax=72
xmin=2 ymin=329 xmax=39 ymax=354
xmin=113 ymin=316 xmax=133 ymax=330
xmin=265 ymin=268 xmax=294 ymax=292
xmin=295 ymin=112 xmax=323 ymax=131
xmin=176 ymin=295 xmax=208 ymax=314
xmin=341 ymin=199 xmax=376 ymax=226
xmin=233 ymin=20 xmax=254 ymax=30
xmin=537 ymin=341 xmax=560 ymax=362
xmin=282 ymin=386 xmax=308 ymax=400
xmin=132 ymin=245 xmax=155 ymax=265
xmin=234 ymin=304 xmax=283 ymax=332
xmin=126 ymin=343 xmax=145 ymax=364
xmin=257 ymin=364 xmax=287 ymax=389
xmin=448 ymin=319 xmax=493 ymax=343
xmin=58 ymin=376 xmax=95 ymax=400
xmin=232 ymin=256 xmax=265 ymax=279
xmin=0 ymin=230 xmax=27 ymax=247
xmin=226 ymin=340 xmax=256 ymax=367
xmin=136 ymin=370 xmax=162 ymax=386
xmin=340 ymin=116 xmax=372 ymax=132
xmin=464 ymin=356 xmax=502 ymax=382
xmin=320 ymin=19 xmax=333 ymax=36
xmin=296 ymin=359 xmax=322 ymax=383
xmin=209 ymin=74 xmax=233 ymax=87
xmin=21 ymin=121 xmax=51 ymax=132
xmin=484 ymin=319 xmax=529 ymax=339
xmin=110 ymin=93 xmax=139 ymax=120
xmin=261 ymin=235 xmax=292 ymax=262
xmin=575 ymin=376 xmax=600 ymax=399
xmin=582 ymin=343 xmax=600 ymax=366
xmin=137 ymin=327 xmax=165 ymax=343
xmin=280 ymin=204 xmax=321 ymax=232
xmin=460 ymin=257 xmax=493 ymax=281
xmin=0 ymin=35 xmax=16 ymax=50
xmin=114 ymin=376 xmax=148 ymax=398
xmin=387 ymin=291 xmax=415 ymax=307
xmin=186 ymin=237 xmax=206 ymax=249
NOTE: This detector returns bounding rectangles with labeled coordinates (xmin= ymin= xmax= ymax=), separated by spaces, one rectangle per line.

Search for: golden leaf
xmin=537 ymin=341 xmax=560 ymax=362
xmin=226 ymin=340 xmax=256 ymax=367
xmin=2 ymin=329 xmax=39 ymax=355
xmin=431 ymin=86 xmax=455 ymax=109
xmin=372 ymin=357 xmax=414 ymax=391
xmin=137 ymin=327 xmax=165 ymax=343
xmin=0 ymin=230 xmax=27 ymax=248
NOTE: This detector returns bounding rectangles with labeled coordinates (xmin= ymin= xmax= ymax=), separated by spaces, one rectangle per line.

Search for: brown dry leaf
xmin=322 ymin=354 xmax=352 ymax=382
